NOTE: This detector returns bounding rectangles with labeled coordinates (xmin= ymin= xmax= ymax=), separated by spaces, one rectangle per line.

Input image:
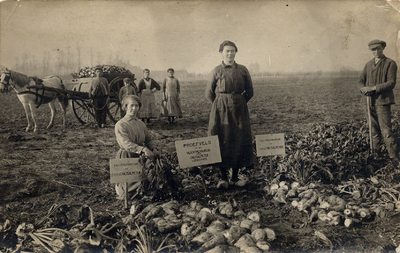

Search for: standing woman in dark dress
xmin=138 ymin=69 xmax=161 ymax=124
xmin=205 ymin=40 xmax=254 ymax=189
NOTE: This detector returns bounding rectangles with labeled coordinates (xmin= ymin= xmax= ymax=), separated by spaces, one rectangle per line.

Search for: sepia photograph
xmin=1 ymin=0 xmax=400 ymax=251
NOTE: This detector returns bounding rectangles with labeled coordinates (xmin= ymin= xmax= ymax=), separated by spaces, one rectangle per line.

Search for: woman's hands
xmin=142 ymin=147 xmax=154 ymax=157
xmin=152 ymin=148 xmax=160 ymax=157
xmin=141 ymin=147 xmax=160 ymax=158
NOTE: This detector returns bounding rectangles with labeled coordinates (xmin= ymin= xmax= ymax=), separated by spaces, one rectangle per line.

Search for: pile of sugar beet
xmin=3 ymin=116 xmax=400 ymax=252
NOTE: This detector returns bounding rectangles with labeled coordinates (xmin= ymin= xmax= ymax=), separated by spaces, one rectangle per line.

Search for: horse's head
xmin=0 ymin=70 xmax=11 ymax=93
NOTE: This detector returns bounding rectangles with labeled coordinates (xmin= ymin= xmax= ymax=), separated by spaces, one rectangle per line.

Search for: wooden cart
xmin=68 ymin=72 xmax=138 ymax=124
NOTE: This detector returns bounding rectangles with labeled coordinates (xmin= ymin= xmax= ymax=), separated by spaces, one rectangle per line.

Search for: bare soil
xmin=1 ymin=76 xmax=400 ymax=252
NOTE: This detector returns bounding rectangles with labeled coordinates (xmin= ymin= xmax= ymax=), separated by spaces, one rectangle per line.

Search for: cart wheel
xmin=72 ymin=85 xmax=95 ymax=124
xmin=108 ymin=76 xmax=138 ymax=123
xmin=72 ymin=99 xmax=95 ymax=124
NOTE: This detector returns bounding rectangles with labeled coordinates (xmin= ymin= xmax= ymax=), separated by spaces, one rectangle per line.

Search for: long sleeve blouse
xmin=138 ymin=78 xmax=161 ymax=93
xmin=205 ymin=62 xmax=253 ymax=103
xmin=115 ymin=117 xmax=155 ymax=154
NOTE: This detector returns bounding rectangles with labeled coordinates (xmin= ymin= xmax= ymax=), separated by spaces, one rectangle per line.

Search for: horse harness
xmin=5 ymin=74 xmax=59 ymax=108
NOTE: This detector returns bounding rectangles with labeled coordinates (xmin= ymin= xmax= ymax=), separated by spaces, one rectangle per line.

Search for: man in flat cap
xmin=359 ymin=39 xmax=399 ymax=162
xmin=90 ymin=67 xmax=110 ymax=128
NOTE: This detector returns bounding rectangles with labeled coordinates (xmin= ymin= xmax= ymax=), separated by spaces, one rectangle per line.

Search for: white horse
xmin=0 ymin=68 xmax=68 ymax=132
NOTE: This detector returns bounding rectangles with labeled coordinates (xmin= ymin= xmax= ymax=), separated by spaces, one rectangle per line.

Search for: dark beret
xmin=368 ymin=39 xmax=386 ymax=49
xmin=219 ymin=40 xmax=238 ymax=52
xmin=94 ymin=67 xmax=103 ymax=72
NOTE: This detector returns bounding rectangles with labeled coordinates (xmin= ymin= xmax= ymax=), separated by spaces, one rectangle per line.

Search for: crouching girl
xmin=114 ymin=95 xmax=159 ymax=199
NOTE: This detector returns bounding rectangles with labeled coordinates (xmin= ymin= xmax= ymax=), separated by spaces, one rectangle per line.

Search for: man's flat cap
xmin=368 ymin=39 xmax=386 ymax=49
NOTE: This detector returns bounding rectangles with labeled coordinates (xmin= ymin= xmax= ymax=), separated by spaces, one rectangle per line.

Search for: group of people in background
xmin=118 ymin=68 xmax=182 ymax=125
xmin=111 ymin=38 xmax=399 ymax=200
xmin=90 ymin=67 xmax=183 ymax=128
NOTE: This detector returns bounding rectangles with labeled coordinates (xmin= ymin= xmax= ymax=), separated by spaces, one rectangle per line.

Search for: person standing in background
xmin=119 ymin=78 xmax=137 ymax=117
xmin=119 ymin=78 xmax=137 ymax=102
xmin=359 ymin=39 xmax=399 ymax=163
xmin=138 ymin=69 xmax=161 ymax=124
xmin=162 ymin=68 xmax=182 ymax=124
xmin=90 ymin=67 xmax=109 ymax=128
xmin=205 ymin=40 xmax=254 ymax=189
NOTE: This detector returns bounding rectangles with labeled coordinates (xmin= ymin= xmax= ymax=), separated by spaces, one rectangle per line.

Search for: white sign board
xmin=109 ymin=158 xmax=143 ymax=184
xmin=175 ymin=136 xmax=221 ymax=168
xmin=256 ymin=133 xmax=285 ymax=157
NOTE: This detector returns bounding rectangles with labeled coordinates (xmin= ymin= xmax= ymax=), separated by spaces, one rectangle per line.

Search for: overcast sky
xmin=1 ymin=0 xmax=399 ymax=75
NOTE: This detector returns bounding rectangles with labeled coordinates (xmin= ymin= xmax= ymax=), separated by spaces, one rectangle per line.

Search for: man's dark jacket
xmin=358 ymin=55 xmax=398 ymax=105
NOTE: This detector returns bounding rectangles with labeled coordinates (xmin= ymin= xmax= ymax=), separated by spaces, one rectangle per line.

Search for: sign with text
xmin=175 ymin=136 xmax=221 ymax=168
xmin=109 ymin=158 xmax=143 ymax=184
xmin=256 ymin=133 xmax=285 ymax=157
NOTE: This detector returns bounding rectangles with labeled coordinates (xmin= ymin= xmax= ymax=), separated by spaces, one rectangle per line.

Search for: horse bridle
xmin=1 ymin=71 xmax=11 ymax=88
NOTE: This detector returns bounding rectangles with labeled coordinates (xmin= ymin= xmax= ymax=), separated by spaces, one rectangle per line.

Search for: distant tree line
xmin=251 ymin=70 xmax=360 ymax=79
xmin=10 ymin=47 xmax=361 ymax=80
xmin=9 ymin=45 xmax=143 ymax=78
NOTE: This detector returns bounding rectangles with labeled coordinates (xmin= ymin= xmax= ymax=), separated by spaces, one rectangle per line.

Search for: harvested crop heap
xmin=261 ymin=116 xmax=400 ymax=249
xmin=3 ymin=117 xmax=400 ymax=252
xmin=72 ymin=65 xmax=132 ymax=78
xmin=7 ymin=199 xmax=277 ymax=252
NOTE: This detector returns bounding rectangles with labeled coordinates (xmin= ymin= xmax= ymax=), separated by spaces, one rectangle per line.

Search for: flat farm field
xmin=1 ymin=75 xmax=400 ymax=252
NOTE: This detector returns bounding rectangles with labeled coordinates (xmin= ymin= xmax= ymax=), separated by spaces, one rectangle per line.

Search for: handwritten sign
xmin=256 ymin=133 xmax=285 ymax=157
xmin=175 ymin=136 xmax=221 ymax=168
xmin=109 ymin=158 xmax=143 ymax=184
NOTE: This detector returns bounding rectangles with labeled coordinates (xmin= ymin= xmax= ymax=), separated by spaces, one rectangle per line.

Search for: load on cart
xmin=69 ymin=65 xmax=138 ymax=125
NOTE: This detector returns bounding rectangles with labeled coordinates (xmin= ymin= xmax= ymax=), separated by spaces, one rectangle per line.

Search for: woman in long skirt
xmin=205 ymin=40 xmax=254 ymax=189
xmin=138 ymin=69 xmax=161 ymax=124
xmin=162 ymin=68 xmax=182 ymax=123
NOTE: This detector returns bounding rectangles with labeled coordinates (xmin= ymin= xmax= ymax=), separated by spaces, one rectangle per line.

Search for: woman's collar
xmin=221 ymin=61 xmax=236 ymax=68
xmin=124 ymin=116 xmax=138 ymax=121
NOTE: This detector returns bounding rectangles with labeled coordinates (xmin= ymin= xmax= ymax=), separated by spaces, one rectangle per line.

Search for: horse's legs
xmin=22 ymin=103 xmax=32 ymax=132
xmin=47 ymin=101 xmax=56 ymax=129
xmin=29 ymin=103 xmax=38 ymax=132
xmin=58 ymin=97 xmax=67 ymax=129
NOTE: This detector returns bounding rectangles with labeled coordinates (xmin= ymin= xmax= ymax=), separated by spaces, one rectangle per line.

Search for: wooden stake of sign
xmin=255 ymin=134 xmax=286 ymax=179
xmin=124 ymin=182 xmax=128 ymax=209
xmin=175 ymin=136 xmax=221 ymax=192
xmin=270 ymin=157 xmax=273 ymax=178
xmin=109 ymin=158 xmax=143 ymax=209
xmin=199 ymin=166 xmax=207 ymax=194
